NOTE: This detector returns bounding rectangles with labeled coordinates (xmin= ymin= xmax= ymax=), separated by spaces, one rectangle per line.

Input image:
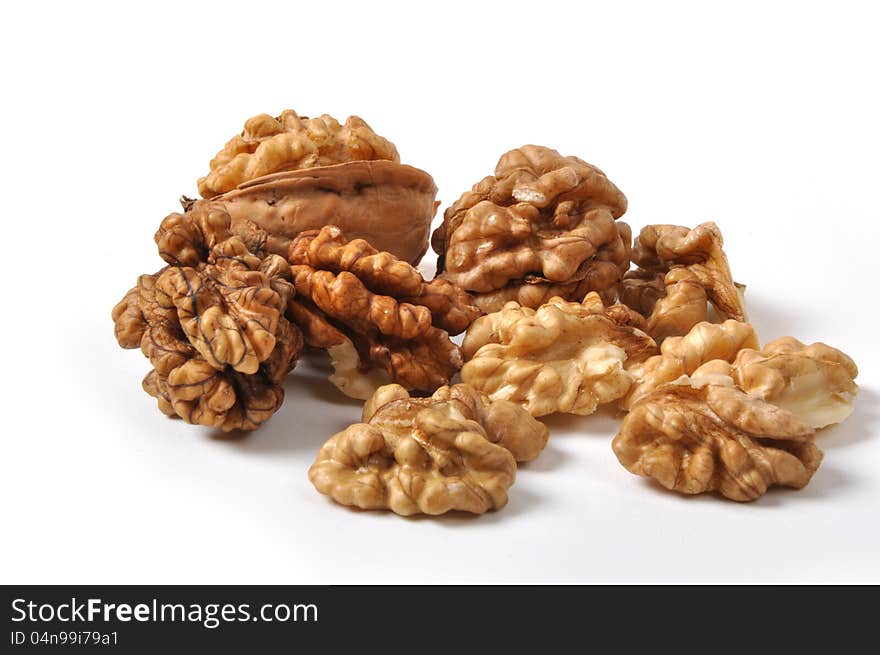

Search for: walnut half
xmin=612 ymin=380 xmax=822 ymax=501
xmin=432 ymin=145 xmax=632 ymax=313
xmin=706 ymin=337 xmax=859 ymax=429
xmin=620 ymin=222 xmax=746 ymax=341
xmin=287 ymin=226 xmax=480 ymax=399
xmin=622 ymin=319 xmax=759 ymax=410
xmin=461 ymin=293 xmax=658 ymax=416
xmin=112 ymin=202 xmax=303 ymax=431
xmin=309 ymin=384 xmax=550 ymax=515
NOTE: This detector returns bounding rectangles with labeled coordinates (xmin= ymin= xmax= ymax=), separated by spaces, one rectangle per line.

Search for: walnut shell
xmin=432 ymin=145 xmax=631 ymax=312
xmin=461 ymin=293 xmax=658 ymax=416
xmin=613 ymin=381 xmax=822 ymax=502
xmin=309 ymin=383 xmax=549 ymax=516
xmin=200 ymin=159 xmax=438 ymax=266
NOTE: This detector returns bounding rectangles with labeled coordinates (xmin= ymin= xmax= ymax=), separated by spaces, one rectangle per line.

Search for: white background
xmin=2 ymin=0 xmax=878 ymax=584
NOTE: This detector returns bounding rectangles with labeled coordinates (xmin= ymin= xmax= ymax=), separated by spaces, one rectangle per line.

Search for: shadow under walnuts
xmin=319 ymin=484 xmax=544 ymax=527
xmin=212 ymin=354 xmax=363 ymax=454
xmin=818 ymin=386 xmax=878 ymax=450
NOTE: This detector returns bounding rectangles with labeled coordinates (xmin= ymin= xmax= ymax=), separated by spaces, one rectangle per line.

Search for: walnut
xmin=629 ymin=325 xmax=860 ymax=430
xmin=580 ymin=290 xmax=648 ymax=330
xmin=612 ymin=380 xmax=823 ymax=501
xmin=112 ymin=203 xmax=303 ymax=431
xmin=287 ymin=226 xmax=479 ymax=399
xmin=197 ymin=110 xmax=399 ymax=198
xmin=431 ymin=145 xmax=632 ymax=313
xmin=461 ymin=293 xmax=658 ymax=416
xmin=153 ymin=200 xmax=235 ymax=266
xmin=192 ymin=110 xmax=436 ymax=266
xmin=620 ymin=222 xmax=746 ymax=341
xmin=726 ymin=337 xmax=859 ymax=429
xmin=309 ymin=383 xmax=549 ymax=515
xmin=622 ymin=319 xmax=759 ymax=409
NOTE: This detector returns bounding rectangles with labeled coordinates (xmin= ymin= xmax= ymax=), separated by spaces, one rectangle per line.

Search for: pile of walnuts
xmin=113 ymin=113 xmax=859 ymax=516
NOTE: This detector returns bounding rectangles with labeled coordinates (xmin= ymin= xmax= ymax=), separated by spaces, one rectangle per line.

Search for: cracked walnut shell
xmin=432 ymin=145 xmax=631 ymax=313
xmin=612 ymin=381 xmax=822 ymax=501
xmin=309 ymin=383 xmax=549 ymax=515
xmin=461 ymin=293 xmax=658 ymax=416
xmin=112 ymin=202 xmax=303 ymax=431
xmin=288 ymin=226 xmax=479 ymax=399
xmin=197 ymin=110 xmax=399 ymax=198
xmin=205 ymin=160 xmax=439 ymax=266
xmin=620 ymin=222 xmax=746 ymax=341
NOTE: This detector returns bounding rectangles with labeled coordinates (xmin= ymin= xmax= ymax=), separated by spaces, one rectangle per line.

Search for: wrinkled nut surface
xmin=726 ymin=337 xmax=859 ymax=429
xmin=288 ymin=226 xmax=479 ymax=399
xmin=613 ymin=381 xmax=822 ymax=501
xmin=623 ymin=320 xmax=759 ymax=409
xmin=112 ymin=203 xmax=303 ymax=431
xmin=198 ymin=110 xmax=399 ymax=198
xmin=432 ymin=145 xmax=631 ymax=313
xmin=157 ymin=199 xmax=271 ymax=266
xmin=309 ymin=383 xmax=549 ymax=515
xmin=460 ymin=271 xmax=625 ymax=318
xmin=461 ymin=293 xmax=658 ymax=416
xmin=620 ymin=222 xmax=746 ymax=340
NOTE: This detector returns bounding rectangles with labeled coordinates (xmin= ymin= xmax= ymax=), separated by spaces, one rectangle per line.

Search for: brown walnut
xmin=432 ymin=145 xmax=631 ymax=313
xmin=632 ymin=329 xmax=860 ymax=431
xmin=197 ymin=110 xmax=399 ymax=198
xmin=713 ymin=337 xmax=859 ymax=429
xmin=112 ymin=202 xmax=303 ymax=431
xmin=619 ymin=222 xmax=746 ymax=341
xmin=622 ymin=320 xmax=759 ymax=409
xmin=287 ymin=226 xmax=479 ymax=399
xmin=612 ymin=381 xmax=822 ymax=501
xmin=461 ymin=293 xmax=658 ymax=416
xmin=309 ymin=383 xmax=549 ymax=515
xmin=193 ymin=110 xmax=437 ymax=265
